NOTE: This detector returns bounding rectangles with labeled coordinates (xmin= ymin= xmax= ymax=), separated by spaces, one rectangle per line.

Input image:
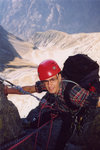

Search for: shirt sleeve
xmin=69 ymin=84 xmax=94 ymax=107
xmin=35 ymin=81 xmax=47 ymax=93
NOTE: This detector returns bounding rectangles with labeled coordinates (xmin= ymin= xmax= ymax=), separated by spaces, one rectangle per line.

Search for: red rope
xmin=34 ymin=102 xmax=58 ymax=150
xmin=46 ymin=113 xmax=58 ymax=150
xmin=8 ymin=102 xmax=58 ymax=150
xmin=46 ymin=119 xmax=53 ymax=150
xmin=8 ymin=132 xmax=34 ymax=150
xmin=33 ymin=105 xmax=43 ymax=150
xmin=8 ymin=119 xmax=53 ymax=150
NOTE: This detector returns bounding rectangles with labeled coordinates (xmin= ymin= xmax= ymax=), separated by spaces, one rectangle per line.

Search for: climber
xmin=4 ymin=57 xmax=100 ymax=150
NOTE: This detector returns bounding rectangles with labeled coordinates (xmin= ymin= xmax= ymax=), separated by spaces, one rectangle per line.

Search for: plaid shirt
xmin=35 ymin=80 xmax=97 ymax=113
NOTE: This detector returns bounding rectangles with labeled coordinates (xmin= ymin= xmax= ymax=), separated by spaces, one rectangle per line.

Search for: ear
xmin=58 ymin=73 xmax=62 ymax=82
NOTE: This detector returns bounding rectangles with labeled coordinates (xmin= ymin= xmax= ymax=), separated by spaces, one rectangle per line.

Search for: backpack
xmin=61 ymin=54 xmax=100 ymax=148
xmin=61 ymin=54 xmax=100 ymax=92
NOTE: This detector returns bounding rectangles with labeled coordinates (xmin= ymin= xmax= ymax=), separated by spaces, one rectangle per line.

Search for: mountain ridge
xmin=0 ymin=0 xmax=100 ymax=40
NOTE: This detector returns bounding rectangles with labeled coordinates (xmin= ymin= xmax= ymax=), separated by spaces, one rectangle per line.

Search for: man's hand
xmin=97 ymin=98 xmax=100 ymax=107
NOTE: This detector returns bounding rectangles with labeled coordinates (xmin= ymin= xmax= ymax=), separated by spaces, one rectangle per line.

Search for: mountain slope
xmin=0 ymin=27 xmax=100 ymax=117
xmin=0 ymin=0 xmax=100 ymax=40
xmin=0 ymin=26 xmax=21 ymax=63
xmin=0 ymin=25 xmax=35 ymax=71
xmin=30 ymin=30 xmax=100 ymax=67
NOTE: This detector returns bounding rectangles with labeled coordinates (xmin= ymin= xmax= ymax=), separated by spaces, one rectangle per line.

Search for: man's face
xmin=43 ymin=74 xmax=61 ymax=94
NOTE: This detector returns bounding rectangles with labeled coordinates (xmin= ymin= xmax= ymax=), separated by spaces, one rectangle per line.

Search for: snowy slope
xmin=0 ymin=27 xmax=100 ymax=117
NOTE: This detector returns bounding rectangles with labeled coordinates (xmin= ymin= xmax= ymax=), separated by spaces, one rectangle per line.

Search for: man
xmin=5 ymin=59 xmax=100 ymax=150
xmin=5 ymin=59 xmax=99 ymax=107
xmin=5 ymin=59 xmax=61 ymax=95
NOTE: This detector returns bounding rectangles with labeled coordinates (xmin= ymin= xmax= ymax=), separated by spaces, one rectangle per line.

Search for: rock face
xmin=0 ymin=81 xmax=23 ymax=145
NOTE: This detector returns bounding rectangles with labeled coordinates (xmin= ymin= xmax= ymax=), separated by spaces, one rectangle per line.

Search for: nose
xmin=48 ymin=80 xmax=52 ymax=86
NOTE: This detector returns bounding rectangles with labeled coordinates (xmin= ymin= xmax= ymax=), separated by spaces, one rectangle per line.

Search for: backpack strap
xmin=63 ymin=80 xmax=79 ymax=111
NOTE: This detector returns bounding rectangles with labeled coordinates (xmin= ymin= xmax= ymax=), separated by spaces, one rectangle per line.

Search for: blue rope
xmin=0 ymin=77 xmax=41 ymax=102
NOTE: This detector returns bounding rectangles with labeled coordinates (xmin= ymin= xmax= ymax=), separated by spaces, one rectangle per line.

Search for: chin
xmin=49 ymin=90 xmax=55 ymax=94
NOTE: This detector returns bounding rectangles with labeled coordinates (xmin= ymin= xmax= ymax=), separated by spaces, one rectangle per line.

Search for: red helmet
xmin=38 ymin=59 xmax=61 ymax=80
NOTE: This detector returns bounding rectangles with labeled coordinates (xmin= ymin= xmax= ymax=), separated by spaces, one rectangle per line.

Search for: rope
xmin=8 ymin=132 xmax=34 ymax=150
xmin=6 ymin=116 xmax=57 ymax=150
xmin=14 ymin=85 xmax=41 ymax=101
xmin=1 ymin=101 xmax=57 ymax=150
xmin=33 ymin=103 xmax=43 ymax=150
xmin=46 ymin=113 xmax=57 ymax=150
xmin=1 ymin=77 xmax=81 ymax=149
xmin=62 ymin=79 xmax=79 ymax=86
xmin=0 ymin=77 xmax=41 ymax=102
xmin=0 ymin=76 xmax=58 ymax=150
xmin=33 ymin=101 xmax=58 ymax=150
